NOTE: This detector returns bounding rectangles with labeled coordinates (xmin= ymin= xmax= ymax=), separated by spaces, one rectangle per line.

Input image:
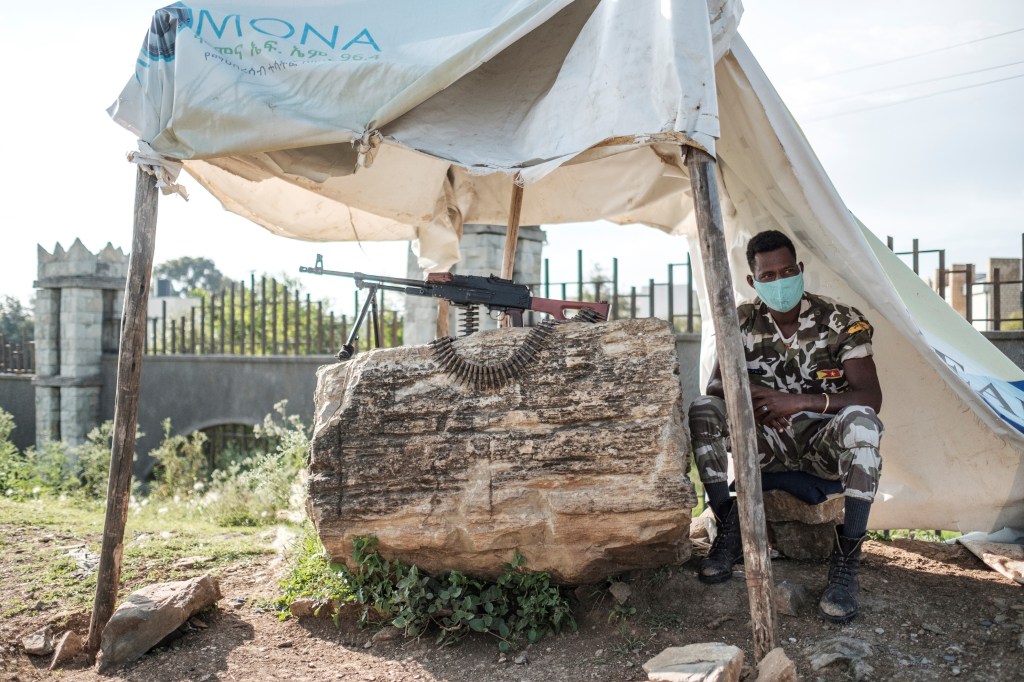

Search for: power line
xmin=815 ymin=59 xmax=1024 ymax=105
xmin=808 ymin=71 xmax=1024 ymax=121
xmin=810 ymin=26 xmax=1024 ymax=80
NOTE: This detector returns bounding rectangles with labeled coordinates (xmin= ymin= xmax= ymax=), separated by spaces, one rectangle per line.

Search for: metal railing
xmin=889 ymin=234 xmax=1023 ymax=330
xmin=0 ymin=336 xmax=33 ymax=374
xmin=6 ymin=235 xmax=1022 ymax=374
xmin=527 ymin=252 xmax=702 ymax=333
xmin=144 ymin=275 xmax=403 ymax=356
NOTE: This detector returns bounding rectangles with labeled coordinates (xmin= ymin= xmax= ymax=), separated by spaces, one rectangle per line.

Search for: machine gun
xmin=300 ymin=254 xmax=609 ymax=360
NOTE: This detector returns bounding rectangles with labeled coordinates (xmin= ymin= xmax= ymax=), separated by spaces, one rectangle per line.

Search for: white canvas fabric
xmin=110 ymin=0 xmax=1023 ymax=532
xmin=110 ymin=0 xmax=739 ymax=270
xmin=695 ymin=39 xmax=1024 ymax=532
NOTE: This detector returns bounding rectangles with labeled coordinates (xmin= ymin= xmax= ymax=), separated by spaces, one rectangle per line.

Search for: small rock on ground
xmin=21 ymin=627 xmax=53 ymax=656
xmin=644 ymin=642 xmax=743 ymax=682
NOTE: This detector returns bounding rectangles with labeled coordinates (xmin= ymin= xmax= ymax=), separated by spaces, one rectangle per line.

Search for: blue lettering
xmin=196 ymin=10 xmax=241 ymax=40
xmin=301 ymin=23 xmax=339 ymax=49
xmin=250 ymin=17 xmax=295 ymax=39
xmin=979 ymin=382 xmax=1014 ymax=413
xmin=932 ymin=348 xmax=965 ymax=376
xmin=342 ymin=28 xmax=381 ymax=51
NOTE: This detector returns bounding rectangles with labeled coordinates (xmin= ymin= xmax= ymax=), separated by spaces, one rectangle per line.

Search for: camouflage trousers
xmin=688 ymin=395 xmax=883 ymax=501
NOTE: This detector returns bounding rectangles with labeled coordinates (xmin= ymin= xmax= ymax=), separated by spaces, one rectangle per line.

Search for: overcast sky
xmin=2 ymin=1 xmax=1022 ymax=310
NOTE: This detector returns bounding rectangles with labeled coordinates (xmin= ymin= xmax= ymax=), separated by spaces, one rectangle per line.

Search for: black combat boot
xmin=818 ymin=525 xmax=865 ymax=623
xmin=699 ymin=499 xmax=743 ymax=584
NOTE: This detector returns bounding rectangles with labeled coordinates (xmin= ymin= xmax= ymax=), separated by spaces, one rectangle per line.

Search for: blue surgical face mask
xmin=753 ymin=272 xmax=804 ymax=312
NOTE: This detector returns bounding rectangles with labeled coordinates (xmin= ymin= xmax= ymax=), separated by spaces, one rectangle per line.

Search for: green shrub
xmin=253 ymin=400 xmax=309 ymax=471
xmin=149 ymin=419 xmax=209 ymax=500
xmin=0 ymin=409 xmax=35 ymax=497
xmin=2 ymin=417 xmax=128 ymax=500
xmin=200 ymin=451 xmax=299 ymax=526
xmin=25 ymin=440 xmax=74 ymax=495
xmin=198 ymin=402 xmax=309 ymax=526
xmin=74 ymin=422 xmax=116 ymax=499
xmin=278 ymin=526 xmax=352 ymax=615
xmin=277 ymin=531 xmax=576 ymax=650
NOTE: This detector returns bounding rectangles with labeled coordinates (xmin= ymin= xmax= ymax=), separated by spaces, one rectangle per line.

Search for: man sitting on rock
xmin=688 ymin=229 xmax=883 ymax=624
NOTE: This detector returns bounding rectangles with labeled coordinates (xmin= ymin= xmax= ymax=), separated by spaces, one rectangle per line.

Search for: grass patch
xmin=0 ymin=496 xmax=283 ymax=615
xmin=868 ymin=529 xmax=962 ymax=543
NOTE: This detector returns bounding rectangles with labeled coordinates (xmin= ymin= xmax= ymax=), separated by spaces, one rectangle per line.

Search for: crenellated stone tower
xmin=34 ymin=240 xmax=129 ymax=447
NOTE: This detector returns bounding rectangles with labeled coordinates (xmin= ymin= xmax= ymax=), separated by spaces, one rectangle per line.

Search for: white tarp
xmin=697 ymin=39 xmax=1024 ymax=532
xmin=110 ymin=0 xmax=1024 ymax=532
xmin=111 ymin=0 xmax=740 ymax=269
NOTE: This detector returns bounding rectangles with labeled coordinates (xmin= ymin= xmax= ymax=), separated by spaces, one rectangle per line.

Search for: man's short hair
xmin=746 ymin=230 xmax=797 ymax=271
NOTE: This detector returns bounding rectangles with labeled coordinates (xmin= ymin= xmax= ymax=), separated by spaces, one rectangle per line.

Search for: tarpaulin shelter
xmin=92 ymin=0 xmax=1023 ymax=659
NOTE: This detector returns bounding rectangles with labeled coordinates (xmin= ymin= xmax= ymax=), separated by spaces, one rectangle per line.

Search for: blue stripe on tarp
xmin=969 ymin=374 xmax=1024 ymax=435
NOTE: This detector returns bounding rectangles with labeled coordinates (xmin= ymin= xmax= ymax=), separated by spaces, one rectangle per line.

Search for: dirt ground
xmin=2 ymin=527 xmax=1022 ymax=682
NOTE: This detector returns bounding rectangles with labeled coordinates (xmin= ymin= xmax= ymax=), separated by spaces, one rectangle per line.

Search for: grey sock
xmin=843 ymin=497 xmax=872 ymax=538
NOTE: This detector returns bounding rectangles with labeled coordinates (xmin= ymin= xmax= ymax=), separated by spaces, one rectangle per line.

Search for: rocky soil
xmin=2 ymin=528 xmax=1022 ymax=682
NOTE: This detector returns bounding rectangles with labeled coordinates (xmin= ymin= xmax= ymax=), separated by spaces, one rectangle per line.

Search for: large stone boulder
xmin=308 ymin=317 xmax=695 ymax=584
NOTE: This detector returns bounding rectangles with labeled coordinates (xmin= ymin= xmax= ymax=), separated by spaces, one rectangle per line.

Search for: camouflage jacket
xmin=738 ymin=292 xmax=874 ymax=395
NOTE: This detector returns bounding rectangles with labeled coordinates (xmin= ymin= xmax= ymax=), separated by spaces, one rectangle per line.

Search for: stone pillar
xmin=34 ymin=240 xmax=128 ymax=448
xmin=404 ymin=225 xmax=546 ymax=345
xmin=948 ymin=263 xmax=969 ymax=320
xmin=34 ymin=288 xmax=61 ymax=443
xmin=989 ymin=257 xmax=1022 ymax=329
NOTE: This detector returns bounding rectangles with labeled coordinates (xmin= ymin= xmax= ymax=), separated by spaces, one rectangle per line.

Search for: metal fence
xmin=0 ymin=335 xmax=33 ymax=374
xmin=888 ymin=234 xmax=1023 ymax=330
xmin=524 ymin=252 xmax=702 ymax=332
xmin=144 ymin=275 xmax=403 ymax=356
xmin=4 ymin=235 xmax=1022 ymax=374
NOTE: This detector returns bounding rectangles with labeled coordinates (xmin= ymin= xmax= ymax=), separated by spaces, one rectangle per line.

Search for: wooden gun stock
xmin=528 ymin=297 xmax=609 ymax=321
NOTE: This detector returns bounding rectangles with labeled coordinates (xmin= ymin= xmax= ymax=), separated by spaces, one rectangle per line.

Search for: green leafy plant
xmin=277 ymin=526 xmax=351 ymax=618
xmin=276 ymin=532 xmax=576 ymax=650
xmin=74 ymin=421 xmax=117 ymax=499
xmin=193 ymin=402 xmax=308 ymax=526
xmin=0 ymin=409 xmax=35 ymax=497
xmin=149 ymin=419 xmax=209 ymax=499
xmin=2 ymin=420 xmax=132 ymax=500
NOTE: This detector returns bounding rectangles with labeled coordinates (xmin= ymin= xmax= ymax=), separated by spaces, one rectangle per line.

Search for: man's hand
xmin=750 ymin=386 xmax=817 ymax=431
xmin=705 ymin=356 xmax=882 ymax=432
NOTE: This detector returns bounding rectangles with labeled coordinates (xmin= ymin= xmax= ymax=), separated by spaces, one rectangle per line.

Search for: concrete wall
xmin=0 ymin=375 xmax=36 ymax=452
xmin=99 ymin=354 xmax=332 ymax=477
xmin=2 ymin=331 xmax=1020 ymax=473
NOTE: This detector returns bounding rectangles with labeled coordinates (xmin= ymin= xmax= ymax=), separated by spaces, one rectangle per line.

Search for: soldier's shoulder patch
xmin=816 ymin=369 xmax=843 ymax=380
xmin=846 ymin=321 xmax=871 ymax=335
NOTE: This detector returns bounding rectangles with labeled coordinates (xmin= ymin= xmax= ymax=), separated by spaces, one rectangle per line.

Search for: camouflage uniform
xmin=689 ymin=293 xmax=883 ymax=501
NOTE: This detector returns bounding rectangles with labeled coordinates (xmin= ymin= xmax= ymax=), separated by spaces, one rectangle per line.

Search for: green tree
xmin=154 ymin=256 xmax=225 ymax=296
xmin=0 ymin=295 xmax=33 ymax=345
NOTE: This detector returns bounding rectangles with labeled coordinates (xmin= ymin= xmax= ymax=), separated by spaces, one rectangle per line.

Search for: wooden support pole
xmin=501 ymin=177 xmax=524 ymax=281
xmin=435 ymin=300 xmax=451 ymax=338
xmin=86 ymin=167 xmax=159 ymax=655
xmin=499 ymin=175 xmax=524 ymax=328
xmin=686 ymin=147 xmax=778 ymax=661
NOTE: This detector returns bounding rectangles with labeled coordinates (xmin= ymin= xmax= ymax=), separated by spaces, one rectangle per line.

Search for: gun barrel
xmin=301 ymin=265 xmax=426 ymax=289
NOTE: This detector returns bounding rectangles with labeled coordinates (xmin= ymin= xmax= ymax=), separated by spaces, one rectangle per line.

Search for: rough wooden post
xmin=435 ymin=300 xmax=451 ymax=338
xmin=86 ymin=167 xmax=159 ymax=654
xmin=499 ymin=177 xmax=524 ymax=328
xmin=686 ymin=147 xmax=778 ymax=660
xmin=501 ymin=178 xmax=524 ymax=281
